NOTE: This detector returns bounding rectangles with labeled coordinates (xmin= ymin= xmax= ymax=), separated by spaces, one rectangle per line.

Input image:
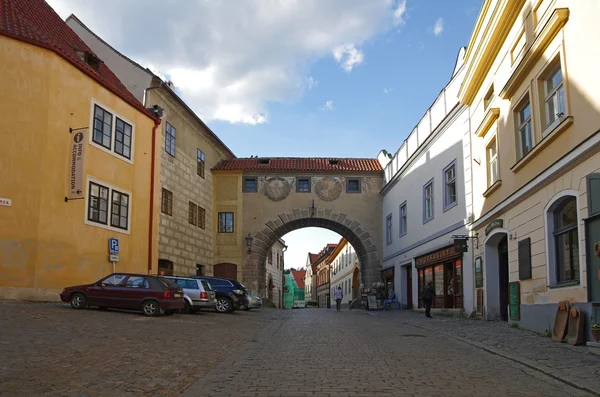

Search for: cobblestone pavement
xmin=367 ymin=309 xmax=600 ymax=395
xmin=1 ymin=302 xmax=598 ymax=397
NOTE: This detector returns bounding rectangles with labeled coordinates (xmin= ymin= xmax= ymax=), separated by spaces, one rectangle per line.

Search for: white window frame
xmin=84 ymin=176 xmax=132 ymax=235
xmin=543 ymin=64 xmax=566 ymax=134
xmin=487 ymin=137 xmax=499 ymax=187
xmin=399 ymin=201 xmax=407 ymax=238
xmin=516 ymin=97 xmax=534 ymax=159
xmin=89 ymin=99 xmax=135 ymax=164
xmin=443 ymin=160 xmax=458 ymax=212
xmin=386 ymin=214 xmax=392 ymax=245
xmin=544 ymin=190 xmax=583 ymax=288
xmin=423 ymin=179 xmax=434 ymax=224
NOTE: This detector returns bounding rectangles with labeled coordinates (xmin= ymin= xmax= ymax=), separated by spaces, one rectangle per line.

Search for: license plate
xmin=174 ymin=293 xmax=182 ymax=298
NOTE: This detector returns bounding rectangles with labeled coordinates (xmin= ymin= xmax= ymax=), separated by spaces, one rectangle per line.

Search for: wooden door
xmin=214 ymin=263 xmax=238 ymax=280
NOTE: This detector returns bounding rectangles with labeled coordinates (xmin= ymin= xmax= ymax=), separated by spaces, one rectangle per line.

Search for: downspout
xmin=148 ymin=118 xmax=161 ymax=274
xmin=144 ymin=84 xmax=164 ymax=275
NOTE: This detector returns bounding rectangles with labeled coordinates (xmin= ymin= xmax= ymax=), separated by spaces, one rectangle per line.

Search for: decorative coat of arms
xmin=264 ymin=177 xmax=291 ymax=202
xmin=315 ymin=177 xmax=343 ymax=202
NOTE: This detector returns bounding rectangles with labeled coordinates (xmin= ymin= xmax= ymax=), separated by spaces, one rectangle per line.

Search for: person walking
xmin=334 ymin=286 xmax=343 ymax=311
xmin=422 ymin=281 xmax=435 ymax=318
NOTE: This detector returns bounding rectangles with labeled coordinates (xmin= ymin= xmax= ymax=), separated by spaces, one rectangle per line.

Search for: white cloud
xmin=333 ymin=44 xmax=365 ymax=72
xmin=434 ymin=17 xmax=444 ymax=36
xmin=47 ymin=0 xmax=405 ymax=125
xmin=307 ymin=76 xmax=319 ymax=89
xmin=383 ymin=87 xmax=394 ymax=94
xmin=320 ymin=100 xmax=334 ymax=111
xmin=393 ymin=0 xmax=407 ymax=26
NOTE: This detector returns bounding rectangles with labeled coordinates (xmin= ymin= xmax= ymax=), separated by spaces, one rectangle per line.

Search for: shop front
xmin=416 ymin=245 xmax=463 ymax=309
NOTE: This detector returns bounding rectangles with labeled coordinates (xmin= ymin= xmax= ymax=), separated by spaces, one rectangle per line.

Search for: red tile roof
xmin=291 ymin=269 xmax=306 ymax=289
xmin=309 ymin=253 xmax=319 ymax=265
xmin=0 ymin=0 xmax=156 ymax=121
xmin=212 ymin=158 xmax=382 ymax=172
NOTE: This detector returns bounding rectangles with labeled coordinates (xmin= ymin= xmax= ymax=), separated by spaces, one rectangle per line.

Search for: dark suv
xmin=192 ymin=276 xmax=248 ymax=313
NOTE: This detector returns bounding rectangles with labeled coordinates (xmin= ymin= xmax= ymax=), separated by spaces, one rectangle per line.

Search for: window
xmin=297 ymin=178 xmax=311 ymax=193
xmin=484 ymin=85 xmax=494 ymax=109
xmin=553 ymin=197 xmax=579 ymax=283
xmin=423 ymin=179 xmax=434 ymax=223
xmin=487 ymin=138 xmax=499 ymax=186
xmin=197 ymin=149 xmax=205 ymax=178
xmin=165 ymin=122 xmax=176 ymax=156
xmin=196 ymin=264 xmax=204 ymax=276
xmin=218 ymin=212 xmax=234 ymax=233
xmin=188 ymin=201 xmax=198 ymax=226
xmin=115 ymin=118 xmax=132 ymax=159
xmin=198 ymin=206 xmax=206 ymax=229
xmin=243 ymin=177 xmax=257 ymax=193
xmin=516 ymin=98 xmax=534 ymax=159
xmin=347 ymin=178 xmax=361 ymax=193
xmin=386 ymin=214 xmax=392 ymax=245
xmin=399 ymin=202 xmax=407 ymax=237
xmin=443 ymin=161 xmax=457 ymax=211
xmin=88 ymin=181 xmax=109 ymax=225
xmin=158 ymin=259 xmax=174 ymax=276
xmin=101 ymin=274 xmax=126 ymax=286
xmin=124 ymin=276 xmax=149 ymax=289
xmin=93 ymin=105 xmax=113 ymax=150
xmin=161 ymin=188 xmax=173 ymax=216
xmin=110 ymin=190 xmax=129 ymax=230
xmin=544 ymin=65 xmax=565 ymax=130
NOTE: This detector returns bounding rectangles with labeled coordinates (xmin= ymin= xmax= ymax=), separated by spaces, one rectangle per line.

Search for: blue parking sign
xmin=109 ymin=238 xmax=119 ymax=255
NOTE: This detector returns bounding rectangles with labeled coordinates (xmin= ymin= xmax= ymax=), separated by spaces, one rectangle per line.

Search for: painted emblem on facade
xmin=263 ymin=177 xmax=291 ymax=202
xmin=315 ymin=177 xmax=342 ymax=202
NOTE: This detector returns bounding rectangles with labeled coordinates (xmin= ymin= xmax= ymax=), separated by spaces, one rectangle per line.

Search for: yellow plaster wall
xmin=0 ymin=36 xmax=160 ymax=300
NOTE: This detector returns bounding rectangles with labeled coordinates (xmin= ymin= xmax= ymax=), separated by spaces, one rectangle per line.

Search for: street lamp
xmin=245 ymin=233 xmax=254 ymax=254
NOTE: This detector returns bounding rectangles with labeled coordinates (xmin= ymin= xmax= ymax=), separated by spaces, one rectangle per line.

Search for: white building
xmin=329 ymin=238 xmax=360 ymax=308
xmin=265 ymin=239 xmax=287 ymax=308
xmin=379 ymin=47 xmax=474 ymax=314
xmin=304 ymin=252 xmax=318 ymax=302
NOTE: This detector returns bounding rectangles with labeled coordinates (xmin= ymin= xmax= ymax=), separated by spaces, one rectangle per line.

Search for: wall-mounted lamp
xmin=245 ymin=233 xmax=254 ymax=254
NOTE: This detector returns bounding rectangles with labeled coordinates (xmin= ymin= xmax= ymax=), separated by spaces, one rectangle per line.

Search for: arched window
xmin=546 ymin=194 xmax=580 ymax=285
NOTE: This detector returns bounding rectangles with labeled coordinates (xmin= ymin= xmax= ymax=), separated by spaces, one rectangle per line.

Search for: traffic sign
xmin=109 ymin=238 xmax=119 ymax=255
xmin=109 ymin=254 xmax=120 ymax=262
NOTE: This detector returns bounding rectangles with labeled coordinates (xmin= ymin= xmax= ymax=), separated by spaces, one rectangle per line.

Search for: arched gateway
xmin=211 ymin=157 xmax=384 ymax=297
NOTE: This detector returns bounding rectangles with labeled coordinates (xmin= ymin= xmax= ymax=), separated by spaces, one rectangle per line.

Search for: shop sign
xmin=485 ymin=219 xmax=503 ymax=236
xmin=415 ymin=245 xmax=459 ymax=268
xmin=68 ymin=128 xmax=87 ymax=199
xmin=0 ymin=198 xmax=11 ymax=207
xmin=475 ymin=257 xmax=483 ymax=288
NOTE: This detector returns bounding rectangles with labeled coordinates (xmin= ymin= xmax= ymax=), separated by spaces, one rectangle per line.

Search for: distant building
xmin=265 ymin=239 xmax=287 ymax=308
xmin=283 ymin=269 xmax=305 ymax=309
xmin=329 ymin=238 xmax=360 ymax=308
xmin=315 ymin=244 xmax=337 ymax=308
xmin=304 ymin=252 xmax=319 ymax=302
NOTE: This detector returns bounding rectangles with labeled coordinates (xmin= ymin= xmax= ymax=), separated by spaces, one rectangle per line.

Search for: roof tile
xmin=0 ymin=0 xmax=156 ymax=121
xmin=212 ymin=158 xmax=382 ymax=172
xmin=291 ymin=269 xmax=306 ymax=289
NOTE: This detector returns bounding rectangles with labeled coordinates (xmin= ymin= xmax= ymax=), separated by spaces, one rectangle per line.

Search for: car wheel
xmin=141 ymin=300 xmax=160 ymax=317
xmin=215 ymin=297 xmax=232 ymax=313
xmin=182 ymin=300 xmax=192 ymax=314
xmin=69 ymin=293 xmax=87 ymax=309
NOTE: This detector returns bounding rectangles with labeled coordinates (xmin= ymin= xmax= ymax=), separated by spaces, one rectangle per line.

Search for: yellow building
xmin=0 ymin=0 xmax=161 ymax=300
xmin=460 ymin=0 xmax=600 ymax=335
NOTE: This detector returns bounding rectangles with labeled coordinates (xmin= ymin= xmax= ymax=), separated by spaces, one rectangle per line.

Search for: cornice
xmin=475 ymin=107 xmax=501 ymax=138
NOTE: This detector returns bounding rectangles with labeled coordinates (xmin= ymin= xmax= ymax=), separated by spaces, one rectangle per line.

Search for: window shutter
xmin=518 ymin=237 xmax=531 ymax=280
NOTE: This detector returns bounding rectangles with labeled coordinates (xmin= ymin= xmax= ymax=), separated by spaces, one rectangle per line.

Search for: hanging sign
xmin=68 ymin=128 xmax=87 ymax=199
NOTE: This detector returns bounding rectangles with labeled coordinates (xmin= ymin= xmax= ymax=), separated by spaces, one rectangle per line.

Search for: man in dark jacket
xmin=422 ymin=281 xmax=435 ymax=318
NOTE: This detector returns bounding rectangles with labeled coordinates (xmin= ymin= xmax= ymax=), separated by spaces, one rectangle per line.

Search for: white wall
xmin=329 ymin=241 xmax=358 ymax=306
xmin=265 ymin=241 xmax=285 ymax=307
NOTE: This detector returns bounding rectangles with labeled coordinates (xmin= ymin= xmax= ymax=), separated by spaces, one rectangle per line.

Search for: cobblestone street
xmin=1 ymin=302 xmax=599 ymax=397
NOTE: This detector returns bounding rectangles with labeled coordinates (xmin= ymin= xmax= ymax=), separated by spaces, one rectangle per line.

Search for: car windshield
xmin=200 ymin=280 xmax=213 ymax=291
xmin=157 ymin=277 xmax=179 ymax=289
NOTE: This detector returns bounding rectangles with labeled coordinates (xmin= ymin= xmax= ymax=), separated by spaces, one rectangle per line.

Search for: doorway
xmin=214 ymin=263 xmax=238 ymax=280
xmin=484 ymin=230 xmax=510 ymax=321
xmin=405 ymin=265 xmax=413 ymax=309
xmin=444 ymin=262 xmax=455 ymax=308
xmin=498 ymin=236 xmax=509 ymax=321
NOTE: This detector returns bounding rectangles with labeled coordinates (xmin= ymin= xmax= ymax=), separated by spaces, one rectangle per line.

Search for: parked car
xmin=60 ymin=273 xmax=185 ymax=316
xmin=161 ymin=276 xmax=216 ymax=313
xmin=305 ymin=300 xmax=318 ymax=308
xmin=192 ymin=276 xmax=248 ymax=313
xmin=245 ymin=293 xmax=262 ymax=310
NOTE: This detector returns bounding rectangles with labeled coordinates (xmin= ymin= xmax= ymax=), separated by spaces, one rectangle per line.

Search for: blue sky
xmin=49 ymin=0 xmax=482 ymax=270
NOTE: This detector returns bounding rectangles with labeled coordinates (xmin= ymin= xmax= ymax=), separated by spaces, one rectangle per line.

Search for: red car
xmin=60 ymin=273 xmax=185 ymax=316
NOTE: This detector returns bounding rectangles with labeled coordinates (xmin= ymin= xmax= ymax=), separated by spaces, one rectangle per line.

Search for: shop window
xmin=546 ymin=193 xmax=580 ymax=286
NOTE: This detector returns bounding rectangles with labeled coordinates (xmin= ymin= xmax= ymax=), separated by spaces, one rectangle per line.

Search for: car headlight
xmin=233 ymin=289 xmax=244 ymax=295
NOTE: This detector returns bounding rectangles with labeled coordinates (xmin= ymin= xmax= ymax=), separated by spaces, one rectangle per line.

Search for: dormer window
xmin=84 ymin=52 xmax=100 ymax=71
xmin=259 ymin=158 xmax=270 ymax=164
xmin=329 ymin=159 xmax=339 ymax=165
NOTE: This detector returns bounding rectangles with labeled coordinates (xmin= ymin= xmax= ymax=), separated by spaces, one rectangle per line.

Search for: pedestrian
xmin=382 ymin=290 xmax=397 ymax=311
xmin=334 ymin=286 xmax=343 ymax=311
xmin=422 ymin=281 xmax=435 ymax=318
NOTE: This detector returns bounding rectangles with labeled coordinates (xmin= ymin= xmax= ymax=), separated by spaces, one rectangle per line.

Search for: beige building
xmin=66 ymin=15 xmax=235 ymax=277
xmin=304 ymin=252 xmax=319 ymax=302
xmin=329 ymin=237 xmax=360 ymax=308
xmin=460 ymin=0 xmax=600 ymax=335
xmin=265 ymin=239 xmax=287 ymax=308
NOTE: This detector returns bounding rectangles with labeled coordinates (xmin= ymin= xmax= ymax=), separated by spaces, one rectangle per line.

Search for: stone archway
xmin=244 ymin=209 xmax=380 ymax=297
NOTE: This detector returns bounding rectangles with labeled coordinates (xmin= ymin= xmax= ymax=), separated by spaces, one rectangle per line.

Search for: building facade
xmin=265 ymin=239 xmax=286 ymax=308
xmin=329 ymin=238 xmax=360 ymax=308
xmin=459 ymin=0 xmax=600 ymax=335
xmin=0 ymin=0 xmax=160 ymax=300
xmin=66 ymin=15 xmax=235 ymax=277
xmin=304 ymin=252 xmax=319 ymax=302
xmin=283 ymin=269 xmax=305 ymax=309
xmin=380 ymin=48 xmax=474 ymax=313
xmin=314 ymin=244 xmax=337 ymax=308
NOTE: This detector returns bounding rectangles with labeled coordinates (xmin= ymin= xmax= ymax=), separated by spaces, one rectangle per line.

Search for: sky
xmin=47 ymin=0 xmax=482 ymax=269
